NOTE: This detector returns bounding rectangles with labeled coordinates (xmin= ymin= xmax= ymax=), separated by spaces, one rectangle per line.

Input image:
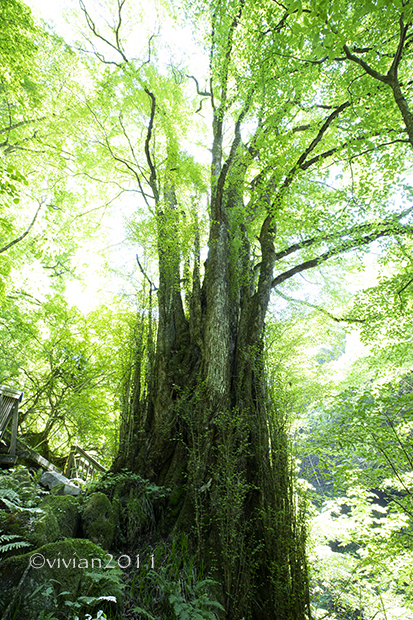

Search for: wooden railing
xmin=65 ymin=445 xmax=106 ymax=481
xmin=1 ymin=385 xmax=106 ymax=481
xmin=0 ymin=385 xmax=23 ymax=466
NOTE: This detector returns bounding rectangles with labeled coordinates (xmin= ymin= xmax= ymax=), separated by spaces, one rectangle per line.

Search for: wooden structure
xmin=2 ymin=430 xmax=63 ymax=472
xmin=65 ymin=444 xmax=106 ymax=481
xmin=0 ymin=385 xmax=106 ymax=480
xmin=0 ymin=385 xmax=23 ymax=466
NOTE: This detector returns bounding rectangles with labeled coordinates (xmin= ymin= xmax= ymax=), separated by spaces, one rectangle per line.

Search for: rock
xmin=39 ymin=470 xmax=69 ymax=488
xmin=50 ymin=482 xmax=81 ymax=496
xmin=26 ymin=494 xmax=80 ymax=547
xmin=29 ymin=506 xmax=60 ymax=548
xmin=39 ymin=471 xmax=81 ymax=495
xmin=82 ymin=492 xmax=115 ymax=550
xmin=0 ymin=538 xmax=122 ymax=620
xmin=40 ymin=494 xmax=80 ymax=538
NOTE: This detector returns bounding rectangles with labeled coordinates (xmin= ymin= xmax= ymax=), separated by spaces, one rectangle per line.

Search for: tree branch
xmin=0 ymin=198 xmax=45 ymax=255
xmin=343 ymin=45 xmax=390 ymax=84
xmin=214 ymin=94 xmax=253 ymax=218
xmin=186 ymin=75 xmax=212 ymax=97
xmin=136 ymin=254 xmax=157 ymax=290
xmin=114 ymin=0 xmax=127 ymax=55
xmin=104 ymin=126 xmax=153 ymax=209
xmin=271 ymin=220 xmax=413 ymax=288
xmin=143 ymin=88 xmax=158 ymax=202
xmin=79 ymin=0 xmax=128 ymax=64
xmin=273 ymin=289 xmax=366 ymax=323
xmin=344 ymin=17 xmax=413 ymax=147
xmin=388 ymin=12 xmax=409 ymax=79
xmin=0 ymin=116 xmax=46 ymax=137
xmin=257 ymin=102 xmax=350 ymax=213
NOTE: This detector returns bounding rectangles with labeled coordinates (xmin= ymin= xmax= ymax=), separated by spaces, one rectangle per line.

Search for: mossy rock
xmin=82 ymin=492 xmax=114 ymax=550
xmin=50 ymin=482 xmax=68 ymax=495
xmin=40 ymin=493 xmax=80 ymax=538
xmin=29 ymin=505 xmax=60 ymax=548
xmin=0 ymin=538 xmax=123 ymax=620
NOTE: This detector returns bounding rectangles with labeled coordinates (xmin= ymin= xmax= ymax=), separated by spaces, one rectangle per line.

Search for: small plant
xmin=33 ymin=569 xmax=123 ymax=620
xmin=121 ymin=535 xmax=223 ymax=620
xmin=0 ymin=467 xmax=45 ymax=555
xmin=88 ymin=469 xmax=170 ymax=502
xmin=134 ymin=569 xmax=224 ymax=620
xmin=88 ymin=469 xmax=170 ymax=545
xmin=0 ymin=533 xmax=32 ymax=554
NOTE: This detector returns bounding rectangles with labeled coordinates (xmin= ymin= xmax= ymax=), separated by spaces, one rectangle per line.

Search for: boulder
xmin=81 ymin=492 xmax=115 ymax=550
xmin=50 ymin=482 xmax=81 ymax=496
xmin=0 ymin=538 xmax=122 ymax=620
xmin=40 ymin=494 xmax=80 ymax=538
xmin=39 ymin=470 xmax=81 ymax=496
xmin=29 ymin=506 xmax=60 ymax=548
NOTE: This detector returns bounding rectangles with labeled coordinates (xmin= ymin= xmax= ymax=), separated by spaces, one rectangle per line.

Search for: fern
xmin=0 ymin=470 xmax=45 ymax=514
xmin=0 ymin=533 xmax=32 ymax=554
xmin=0 ymin=489 xmax=43 ymax=514
xmin=0 ymin=487 xmax=20 ymax=503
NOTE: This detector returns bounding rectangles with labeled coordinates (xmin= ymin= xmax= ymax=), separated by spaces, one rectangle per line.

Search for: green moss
xmin=0 ymin=538 xmax=122 ymax=619
xmin=49 ymin=482 xmax=66 ymax=495
xmin=82 ymin=492 xmax=114 ymax=550
xmin=169 ymin=486 xmax=184 ymax=506
xmin=40 ymin=494 xmax=80 ymax=538
xmin=29 ymin=506 xmax=60 ymax=548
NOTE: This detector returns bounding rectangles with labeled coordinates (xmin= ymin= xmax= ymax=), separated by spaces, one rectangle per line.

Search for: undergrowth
xmin=0 ymin=466 xmax=45 ymax=556
xmin=118 ymin=534 xmax=224 ymax=620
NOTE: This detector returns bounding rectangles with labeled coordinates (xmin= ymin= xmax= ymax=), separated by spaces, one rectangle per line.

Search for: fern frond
xmin=0 ymin=534 xmax=32 ymax=554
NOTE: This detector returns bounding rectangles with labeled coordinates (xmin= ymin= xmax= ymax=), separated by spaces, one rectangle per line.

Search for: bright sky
xmin=23 ymin=0 xmax=151 ymax=311
xmin=24 ymin=0 xmax=210 ymax=315
xmin=26 ymin=0 xmax=78 ymax=38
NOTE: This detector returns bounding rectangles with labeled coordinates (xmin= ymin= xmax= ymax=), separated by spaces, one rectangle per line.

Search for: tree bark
xmin=114 ymin=148 xmax=310 ymax=618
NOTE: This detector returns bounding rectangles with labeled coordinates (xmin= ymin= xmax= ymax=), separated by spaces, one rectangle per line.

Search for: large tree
xmin=64 ymin=0 xmax=413 ymax=617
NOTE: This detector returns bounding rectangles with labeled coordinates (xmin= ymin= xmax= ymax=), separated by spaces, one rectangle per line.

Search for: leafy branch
xmin=0 ymin=198 xmax=45 ymax=255
xmin=271 ymin=217 xmax=413 ymax=289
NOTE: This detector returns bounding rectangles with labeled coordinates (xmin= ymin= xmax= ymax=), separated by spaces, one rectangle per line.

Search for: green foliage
xmin=24 ymin=570 xmax=120 ymax=620
xmin=0 ymin=533 xmax=31 ymax=554
xmin=0 ymin=295 xmax=134 ymax=463
xmin=89 ymin=469 xmax=170 ymax=546
xmin=134 ymin=570 xmax=224 ymax=620
xmin=89 ymin=469 xmax=170 ymax=502
xmin=309 ymin=490 xmax=413 ymax=619
xmin=0 ymin=467 xmax=48 ymax=557
xmin=0 ymin=467 xmax=44 ymax=512
xmin=0 ymin=538 xmax=124 ymax=619
xmin=303 ymin=366 xmax=413 ymax=618
xmin=312 ymin=376 xmax=413 ymax=507
xmin=0 ymin=0 xmax=38 ymax=90
xmin=117 ymin=534 xmax=223 ymax=620
xmin=3 ymin=0 xmax=413 ymax=618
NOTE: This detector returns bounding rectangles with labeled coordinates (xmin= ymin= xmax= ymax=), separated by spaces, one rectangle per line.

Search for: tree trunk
xmin=114 ymin=149 xmax=310 ymax=618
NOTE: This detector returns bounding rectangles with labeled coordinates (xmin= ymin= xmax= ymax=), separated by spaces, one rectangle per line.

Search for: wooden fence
xmin=0 ymin=385 xmax=106 ymax=480
xmin=0 ymin=385 xmax=23 ymax=466
xmin=65 ymin=445 xmax=106 ymax=481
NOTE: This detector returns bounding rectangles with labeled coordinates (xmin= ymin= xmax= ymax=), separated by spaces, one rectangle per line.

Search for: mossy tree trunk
xmin=114 ymin=82 xmax=311 ymax=620
xmin=115 ymin=175 xmax=310 ymax=618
